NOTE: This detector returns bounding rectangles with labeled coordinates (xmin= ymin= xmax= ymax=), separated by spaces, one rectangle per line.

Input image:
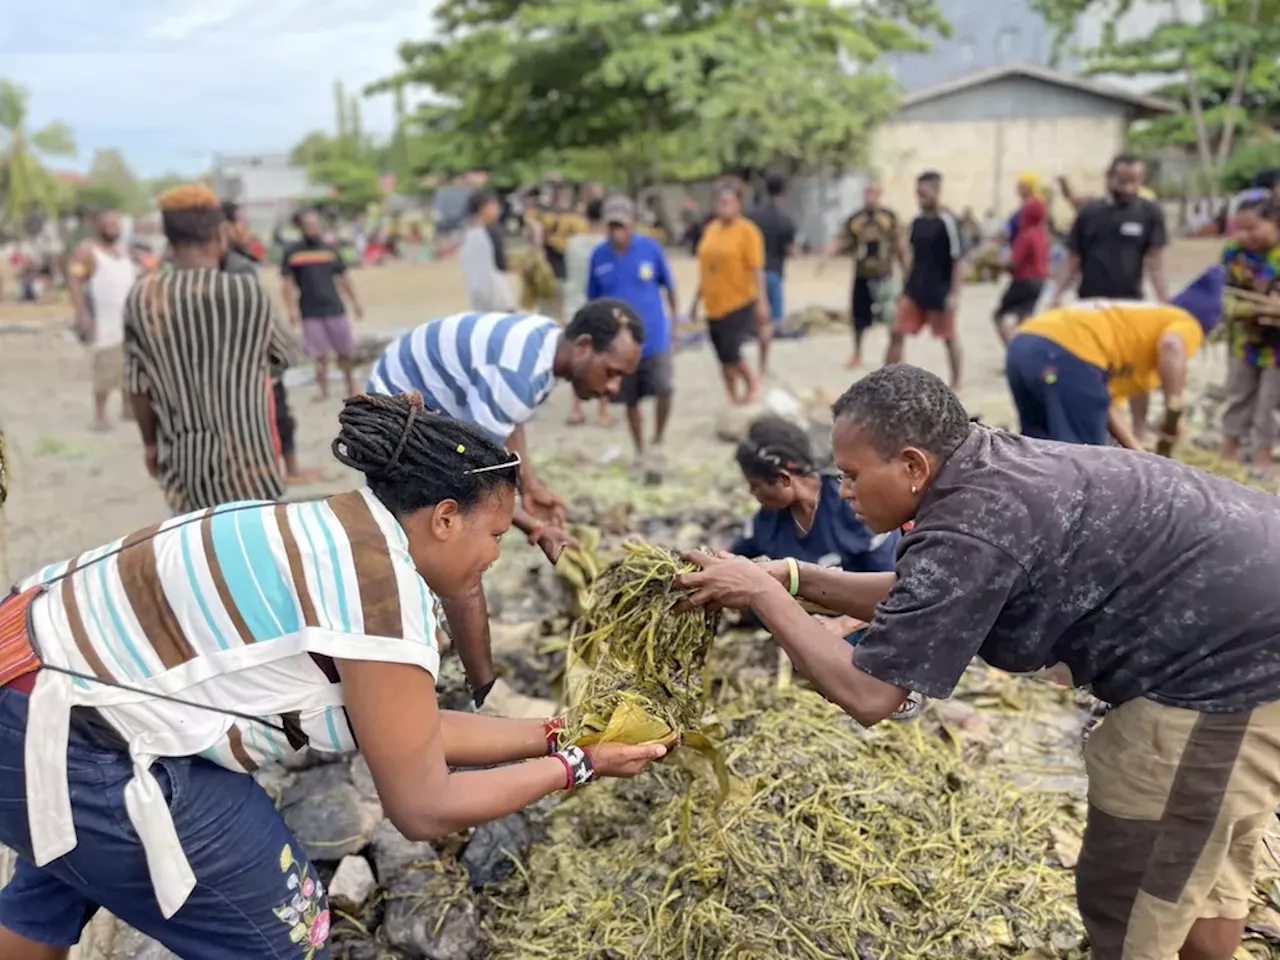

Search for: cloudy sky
xmin=2 ymin=0 xmax=437 ymax=177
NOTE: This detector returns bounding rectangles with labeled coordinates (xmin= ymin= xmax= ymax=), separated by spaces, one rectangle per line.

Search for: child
xmin=1220 ymin=198 xmax=1280 ymax=473
xmin=730 ymin=416 xmax=922 ymax=719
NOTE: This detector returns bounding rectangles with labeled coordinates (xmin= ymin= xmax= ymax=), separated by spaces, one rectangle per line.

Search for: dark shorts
xmin=616 ymin=351 xmax=674 ymax=406
xmin=996 ymin=278 xmax=1045 ymax=320
xmin=707 ymin=303 xmax=757 ymax=366
xmin=1005 ymin=333 xmax=1111 ymax=446
xmin=851 ymin=276 xmax=893 ymax=331
xmin=301 ymin=315 xmax=355 ymax=360
xmin=0 ymin=687 xmax=331 ymax=958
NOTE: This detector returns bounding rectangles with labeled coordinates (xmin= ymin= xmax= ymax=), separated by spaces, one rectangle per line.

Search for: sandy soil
xmin=0 ymin=239 xmax=1226 ymax=580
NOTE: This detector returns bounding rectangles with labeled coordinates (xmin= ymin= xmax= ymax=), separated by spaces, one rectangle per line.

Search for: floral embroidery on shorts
xmin=274 ymin=844 xmax=330 ymax=957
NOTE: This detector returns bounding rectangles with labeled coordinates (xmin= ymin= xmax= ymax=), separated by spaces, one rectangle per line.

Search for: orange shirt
xmin=697 ymin=217 xmax=765 ymax=319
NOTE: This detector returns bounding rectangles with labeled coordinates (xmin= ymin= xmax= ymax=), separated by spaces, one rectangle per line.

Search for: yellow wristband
xmin=785 ymin=557 xmax=800 ymax=597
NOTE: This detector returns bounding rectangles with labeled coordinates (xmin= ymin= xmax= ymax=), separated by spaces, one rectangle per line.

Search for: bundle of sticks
xmin=1225 ymin=286 xmax=1280 ymax=325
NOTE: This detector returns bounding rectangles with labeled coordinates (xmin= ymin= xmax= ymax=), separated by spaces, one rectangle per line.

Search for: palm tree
xmin=0 ymin=79 xmax=76 ymax=232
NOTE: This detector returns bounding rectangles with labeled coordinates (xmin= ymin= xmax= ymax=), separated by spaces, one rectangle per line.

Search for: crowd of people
xmin=0 ymin=150 xmax=1279 ymax=960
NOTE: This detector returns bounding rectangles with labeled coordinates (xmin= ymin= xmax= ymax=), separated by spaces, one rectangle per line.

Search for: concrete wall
xmin=871 ymin=113 xmax=1124 ymax=224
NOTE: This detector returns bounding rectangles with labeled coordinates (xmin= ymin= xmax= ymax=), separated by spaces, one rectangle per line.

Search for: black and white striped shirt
xmin=123 ymin=267 xmax=295 ymax=512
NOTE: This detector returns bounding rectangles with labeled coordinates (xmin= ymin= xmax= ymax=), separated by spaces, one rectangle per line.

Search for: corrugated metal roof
xmin=899 ymin=62 xmax=1177 ymax=115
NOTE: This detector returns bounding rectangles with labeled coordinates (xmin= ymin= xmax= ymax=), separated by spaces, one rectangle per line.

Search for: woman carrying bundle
xmin=1220 ymin=197 xmax=1280 ymax=474
xmin=0 ymin=393 xmax=668 ymax=960
xmin=678 ymin=364 xmax=1280 ymax=960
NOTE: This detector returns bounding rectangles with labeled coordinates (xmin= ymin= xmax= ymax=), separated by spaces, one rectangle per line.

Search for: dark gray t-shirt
xmin=854 ymin=427 xmax=1280 ymax=713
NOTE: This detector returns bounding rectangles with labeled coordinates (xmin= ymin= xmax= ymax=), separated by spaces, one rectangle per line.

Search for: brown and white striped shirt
xmin=17 ymin=489 xmax=441 ymax=918
xmin=123 ymin=267 xmax=295 ymax=512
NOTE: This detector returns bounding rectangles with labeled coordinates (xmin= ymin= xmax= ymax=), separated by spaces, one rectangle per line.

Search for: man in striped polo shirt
xmin=367 ymin=299 xmax=643 ymax=705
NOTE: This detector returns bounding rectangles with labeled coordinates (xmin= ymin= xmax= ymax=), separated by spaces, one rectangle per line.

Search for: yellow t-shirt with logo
xmin=1019 ymin=301 xmax=1204 ymax=400
xmin=697 ymin=217 xmax=765 ymax=319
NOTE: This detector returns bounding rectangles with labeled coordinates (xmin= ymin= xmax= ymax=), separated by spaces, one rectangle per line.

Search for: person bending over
xmin=0 ymin=393 xmax=668 ymax=960
xmin=679 ymin=364 xmax=1280 ymax=960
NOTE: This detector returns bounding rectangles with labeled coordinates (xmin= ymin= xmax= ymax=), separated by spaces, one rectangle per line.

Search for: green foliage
xmin=371 ymin=0 xmax=948 ymax=185
xmin=290 ymin=82 xmax=385 ymax=216
xmin=1221 ymin=139 xmax=1280 ymax=191
xmin=1033 ymin=0 xmax=1280 ymax=188
xmin=0 ymin=79 xmax=77 ymax=228
xmin=74 ymin=148 xmax=145 ymax=215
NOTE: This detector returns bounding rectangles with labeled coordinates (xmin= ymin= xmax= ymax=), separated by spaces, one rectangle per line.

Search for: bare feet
xmin=596 ymin=411 xmax=614 ymax=428
xmin=844 ymin=354 xmax=862 ymax=369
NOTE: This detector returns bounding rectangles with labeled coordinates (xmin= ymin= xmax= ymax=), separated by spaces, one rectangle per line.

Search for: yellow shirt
xmin=1019 ymin=301 xmax=1204 ymax=400
xmin=697 ymin=217 xmax=765 ymax=319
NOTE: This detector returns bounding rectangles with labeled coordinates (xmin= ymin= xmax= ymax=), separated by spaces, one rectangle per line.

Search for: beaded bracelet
xmin=552 ymin=745 xmax=595 ymax=790
xmin=543 ymin=717 xmax=565 ymax=755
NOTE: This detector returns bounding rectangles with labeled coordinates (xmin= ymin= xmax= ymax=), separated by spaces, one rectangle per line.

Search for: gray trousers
xmin=1222 ymin=356 xmax=1280 ymax=448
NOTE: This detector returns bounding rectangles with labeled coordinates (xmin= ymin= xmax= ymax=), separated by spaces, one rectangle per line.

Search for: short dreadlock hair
xmin=832 ymin=365 xmax=970 ymax=461
xmin=331 ymin=392 xmax=519 ymax=517
xmin=736 ymin=416 xmax=816 ymax=482
xmin=564 ymin=298 xmax=645 ymax=351
xmin=158 ymin=185 xmax=224 ymax=248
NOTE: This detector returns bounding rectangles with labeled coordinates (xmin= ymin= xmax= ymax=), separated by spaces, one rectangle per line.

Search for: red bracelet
xmin=543 ymin=717 xmax=565 ymax=755
xmin=552 ymin=752 xmax=573 ymax=790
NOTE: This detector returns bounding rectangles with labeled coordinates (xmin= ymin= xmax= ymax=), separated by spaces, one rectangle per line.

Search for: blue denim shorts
xmin=0 ymin=687 xmax=330 ymax=958
xmin=764 ymin=270 xmax=784 ymax=321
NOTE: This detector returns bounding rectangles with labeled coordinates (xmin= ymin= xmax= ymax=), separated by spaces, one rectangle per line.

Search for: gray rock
xmin=253 ymin=764 xmax=298 ymax=805
xmin=281 ymin=765 xmax=383 ymax=863
xmin=281 ymin=746 xmax=345 ymax=772
xmin=329 ymin=855 xmax=378 ymax=910
xmin=370 ymin=820 xmax=439 ymax=883
xmin=105 ymin=926 xmax=180 ymax=960
xmin=673 ymin=522 xmax=705 ymax=553
xmin=488 ymin=620 xmax=540 ymax=655
xmin=382 ymin=868 xmax=482 ymax=960
xmin=460 ymin=813 xmax=533 ymax=888
xmin=341 ymin=943 xmax=411 ymax=960
xmin=349 ymin=755 xmax=379 ymax=802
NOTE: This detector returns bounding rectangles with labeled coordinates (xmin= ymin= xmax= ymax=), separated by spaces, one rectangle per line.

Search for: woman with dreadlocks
xmin=0 ymin=393 xmax=669 ymax=960
xmin=730 ymin=416 xmax=923 ymax=718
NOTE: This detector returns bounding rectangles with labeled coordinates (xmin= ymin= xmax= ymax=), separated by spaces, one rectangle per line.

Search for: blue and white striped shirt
xmin=367 ymin=312 xmax=562 ymax=441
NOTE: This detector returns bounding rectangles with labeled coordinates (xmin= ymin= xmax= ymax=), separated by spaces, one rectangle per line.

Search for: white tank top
xmin=88 ymin=244 xmax=137 ymax=348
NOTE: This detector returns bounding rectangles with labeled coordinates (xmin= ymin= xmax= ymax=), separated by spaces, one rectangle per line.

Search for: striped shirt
xmin=366 ymin=312 xmax=561 ymax=441
xmin=18 ymin=489 xmax=440 ymax=919
xmin=124 ymin=267 xmax=294 ymax=513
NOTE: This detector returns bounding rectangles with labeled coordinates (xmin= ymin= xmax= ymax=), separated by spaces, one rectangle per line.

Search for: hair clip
xmin=456 ymin=444 xmax=466 ymax=454
xmin=464 ymin=453 xmax=523 ymax=475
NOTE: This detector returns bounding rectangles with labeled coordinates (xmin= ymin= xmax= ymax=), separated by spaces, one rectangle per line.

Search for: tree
xmin=1032 ymin=0 xmax=1280 ymax=194
xmin=370 ymin=0 xmax=949 ymax=188
xmin=0 ymin=79 xmax=76 ymax=229
xmin=290 ymin=79 xmax=386 ymax=216
xmin=74 ymin=148 xmax=145 ymax=214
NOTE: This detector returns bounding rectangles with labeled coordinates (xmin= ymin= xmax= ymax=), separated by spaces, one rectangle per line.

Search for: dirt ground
xmin=0 ymin=239 xmax=1225 ymax=580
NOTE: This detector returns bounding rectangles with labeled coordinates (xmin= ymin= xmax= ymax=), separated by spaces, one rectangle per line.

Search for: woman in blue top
xmin=731 ymin=415 xmax=899 ymax=574
xmin=729 ymin=416 xmax=921 ymax=717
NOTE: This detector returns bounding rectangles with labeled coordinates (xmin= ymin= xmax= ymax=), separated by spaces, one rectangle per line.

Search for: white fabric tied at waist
xmin=22 ymin=671 xmax=194 ymax=917
xmin=20 ymin=626 xmax=441 ymax=918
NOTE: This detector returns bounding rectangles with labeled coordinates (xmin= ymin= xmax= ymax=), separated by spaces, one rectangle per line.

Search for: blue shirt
xmin=586 ymin=235 xmax=673 ymax=357
xmin=366 ymin=312 xmax=561 ymax=442
xmin=730 ymin=475 xmax=900 ymax=573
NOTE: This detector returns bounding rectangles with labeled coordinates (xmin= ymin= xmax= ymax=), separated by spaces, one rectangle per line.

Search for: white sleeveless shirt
xmin=88 ymin=244 xmax=137 ymax=349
